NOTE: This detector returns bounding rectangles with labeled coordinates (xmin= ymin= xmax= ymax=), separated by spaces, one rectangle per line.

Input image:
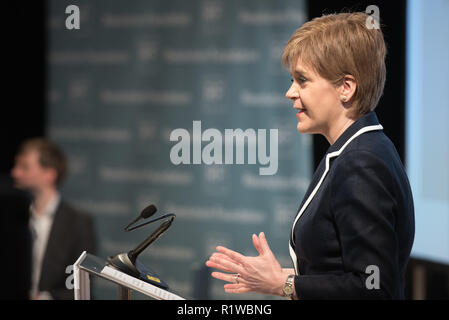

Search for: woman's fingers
xmin=223 ymin=283 xmax=246 ymax=290
xmin=224 ymin=284 xmax=251 ymax=294
xmin=251 ymin=232 xmax=271 ymax=257
xmin=216 ymin=246 xmax=246 ymax=265
xmin=211 ymin=252 xmax=240 ymax=265
xmin=223 ymin=283 xmax=251 ymax=294
xmin=205 ymin=251 xmax=243 ymax=273
xmin=211 ymin=271 xmax=236 ymax=283
xmin=205 ymin=260 xmax=234 ymax=273
xmin=210 ymin=253 xmax=245 ymax=275
xmin=207 ymin=252 xmax=245 ymax=275
xmin=258 ymin=232 xmax=272 ymax=255
xmin=211 ymin=272 xmax=249 ymax=285
xmin=252 ymin=233 xmax=264 ymax=256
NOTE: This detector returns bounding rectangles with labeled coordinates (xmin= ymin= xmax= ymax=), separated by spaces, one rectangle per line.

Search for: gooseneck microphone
xmin=107 ymin=204 xmax=176 ymax=289
xmin=124 ymin=204 xmax=157 ymax=231
xmin=128 ymin=216 xmax=175 ymax=264
xmin=125 ymin=213 xmax=176 ymax=232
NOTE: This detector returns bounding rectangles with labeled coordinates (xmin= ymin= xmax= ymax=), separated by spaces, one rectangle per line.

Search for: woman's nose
xmin=285 ymin=83 xmax=298 ymax=100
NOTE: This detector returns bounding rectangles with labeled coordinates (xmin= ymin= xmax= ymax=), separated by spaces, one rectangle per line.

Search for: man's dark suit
xmin=38 ymin=201 xmax=96 ymax=300
xmin=289 ymin=111 xmax=415 ymax=299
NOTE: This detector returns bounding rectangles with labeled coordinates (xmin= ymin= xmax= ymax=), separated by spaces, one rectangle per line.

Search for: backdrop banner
xmin=48 ymin=0 xmax=310 ymax=299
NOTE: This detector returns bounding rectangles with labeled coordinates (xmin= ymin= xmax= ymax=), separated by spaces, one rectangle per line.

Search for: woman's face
xmin=285 ymin=58 xmax=344 ymax=138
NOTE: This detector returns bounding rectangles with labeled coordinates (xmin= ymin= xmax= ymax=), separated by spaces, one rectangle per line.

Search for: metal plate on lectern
xmin=77 ymin=253 xmax=184 ymax=300
xmin=79 ymin=253 xmax=107 ymax=275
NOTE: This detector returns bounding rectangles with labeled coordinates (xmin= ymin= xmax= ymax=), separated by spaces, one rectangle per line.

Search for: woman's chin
xmin=296 ymin=122 xmax=310 ymax=134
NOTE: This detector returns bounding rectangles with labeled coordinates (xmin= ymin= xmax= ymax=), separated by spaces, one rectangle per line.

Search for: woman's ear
xmin=339 ymin=75 xmax=357 ymax=104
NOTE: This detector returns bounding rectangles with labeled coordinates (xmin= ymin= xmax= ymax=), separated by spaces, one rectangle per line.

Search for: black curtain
xmin=1 ymin=2 xmax=47 ymax=299
xmin=2 ymin=2 xmax=47 ymax=175
xmin=307 ymin=0 xmax=406 ymax=169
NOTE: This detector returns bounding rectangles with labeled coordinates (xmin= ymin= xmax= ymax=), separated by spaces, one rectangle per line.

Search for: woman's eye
xmin=291 ymin=77 xmax=307 ymax=84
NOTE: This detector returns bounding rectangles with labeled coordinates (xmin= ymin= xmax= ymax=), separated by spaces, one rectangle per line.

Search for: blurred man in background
xmin=11 ymin=138 xmax=96 ymax=300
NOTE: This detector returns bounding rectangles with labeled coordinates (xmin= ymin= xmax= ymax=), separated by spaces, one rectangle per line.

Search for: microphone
xmin=125 ymin=213 xmax=176 ymax=232
xmin=124 ymin=204 xmax=157 ymax=231
xmin=107 ymin=206 xmax=176 ymax=289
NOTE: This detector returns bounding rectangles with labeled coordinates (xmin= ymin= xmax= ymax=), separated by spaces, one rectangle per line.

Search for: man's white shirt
xmin=29 ymin=192 xmax=60 ymax=299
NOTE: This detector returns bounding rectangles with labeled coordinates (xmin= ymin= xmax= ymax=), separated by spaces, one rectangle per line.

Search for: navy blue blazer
xmin=289 ymin=111 xmax=415 ymax=299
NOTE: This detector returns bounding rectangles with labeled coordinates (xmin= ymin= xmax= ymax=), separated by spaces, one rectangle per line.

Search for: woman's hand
xmin=205 ymin=232 xmax=286 ymax=296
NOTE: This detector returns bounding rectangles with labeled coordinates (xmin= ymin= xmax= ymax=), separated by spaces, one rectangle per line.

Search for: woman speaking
xmin=206 ymin=12 xmax=415 ymax=299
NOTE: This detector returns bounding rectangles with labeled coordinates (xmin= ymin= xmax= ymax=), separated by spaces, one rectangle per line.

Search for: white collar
xmin=30 ymin=192 xmax=60 ymax=219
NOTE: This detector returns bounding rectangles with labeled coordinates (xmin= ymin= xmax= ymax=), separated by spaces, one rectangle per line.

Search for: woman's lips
xmin=296 ymin=109 xmax=306 ymax=121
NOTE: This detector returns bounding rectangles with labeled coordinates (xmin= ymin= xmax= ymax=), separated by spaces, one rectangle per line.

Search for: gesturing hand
xmin=205 ymin=232 xmax=286 ymax=296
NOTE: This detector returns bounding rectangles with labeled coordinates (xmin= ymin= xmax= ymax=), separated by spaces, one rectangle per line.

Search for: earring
xmin=342 ymin=96 xmax=347 ymax=102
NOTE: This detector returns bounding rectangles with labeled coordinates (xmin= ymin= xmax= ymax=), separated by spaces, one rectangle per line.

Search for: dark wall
xmin=1 ymin=2 xmax=46 ymax=299
xmin=307 ymin=0 xmax=406 ymax=169
xmin=0 ymin=179 xmax=32 ymax=299
xmin=2 ymin=2 xmax=47 ymax=175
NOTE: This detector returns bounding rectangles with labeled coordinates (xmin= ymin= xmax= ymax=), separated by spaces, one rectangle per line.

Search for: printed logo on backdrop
xmin=238 ymin=9 xmax=305 ymax=25
xmin=201 ymin=0 xmax=224 ymax=22
xmin=200 ymin=74 xmax=226 ymax=114
xmin=136 ymin=40 xmax=159 ymax=62
xmin=68 ymin=78 xmax=90 ymax=100
xmin=202 ymin=78 xmax=226 ymax=104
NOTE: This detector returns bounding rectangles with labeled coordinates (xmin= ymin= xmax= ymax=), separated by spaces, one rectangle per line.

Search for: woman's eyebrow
xmin=293 ymin=69 xmax=308 ymax=77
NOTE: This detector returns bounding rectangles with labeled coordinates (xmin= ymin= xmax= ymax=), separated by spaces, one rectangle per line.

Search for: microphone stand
xmin=128 ymin=217 xmax=174 ymax=263
xmin=107 ymin=215 xmax=176 ymax=288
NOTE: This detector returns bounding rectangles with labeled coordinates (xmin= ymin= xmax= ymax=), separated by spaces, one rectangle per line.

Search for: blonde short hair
xmin=282 ymin=12 xmax=387 ymax=118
